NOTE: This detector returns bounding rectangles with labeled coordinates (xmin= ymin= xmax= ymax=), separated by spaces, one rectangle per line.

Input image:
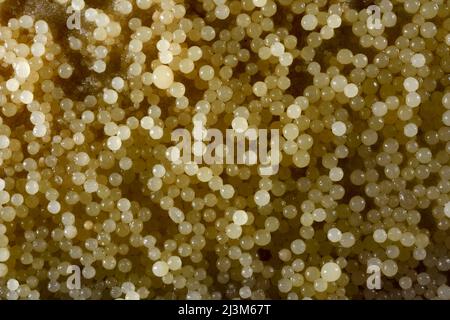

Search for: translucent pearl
xmin=14 ymin=58 xmax=30 ymax=78
xmin=444 ymin=202 xmax=450 ymax=218
xmin=404 ymin=123 xmax=418 ymax=137
xmin=71 ymin=0 xmax=85 ymax=11
xmin=331 ymin=121 xmax=346 ymax=136
xmin=31 ymin=43 xmax=45 ymax=57
xmin=301 ymin=14 xmax=318 ymax=31
xmin=0 ymin=135 xmax=10 ymax=149
xmin=93 ymin=60 xmax=106 ymax=73
xmin=233 ymin=210 xmax=248 ymax=225
xmin=103 ymin=89 xmax=118 ymax=104
xmin=252 ymin=0 xmax=267 ymax=7
xmin=344 ymin=83 xmax=358 ymax=98
xmin=403 ymin=77 xmax=419 ymax=92
xmin=411 ymin=53 xmax=425 ymax=68
xmin=254 ymin=190 xmax=270 ymax=206
xmin=0 ymin=248 xmax=10 ymax=262
xmin=327 ymin=228 xmax=342 ymax=242
xmin=152 ymin=261 xmax=169 ymax=277
xmin=152 ymin=65 xmax=174 ymax=89
xmin=7 ymin=279 xmax=19 ymax=291
xmin=25 ymin=180 xmax=39 ymax=195
xmin=225 ymin=223 xmax=242 ymax=239
xmin=406 ymin=92 xmax=421 ymax=107
xmin=199 ymin=65 xmax=214 ymax=81
xmin=372 ymin=101 xmax=388 ymax=117
xmin=107 ymin=136 xmax=122 ymax=151
xmin=290 ymin=239 xmax=306 ymax=254
xmin=58 ymin=63 xmax=74 ymax=79
xmin=20 ymin=90 xmax=34 ymax=104
xmin=6 ymin=79 xmax=19 ymax=92
xmin=373 ymin=229 xmax=388 ymax=243
xmin=47 ymin=201 xmax=61 ymax=214
xmin=381 ymin=260 xmax=398 ymax=277
xmin=327 ymin=14 xmax=341 ymax=29
xmin=253 ymin=81 xmax=267 ymax=97
xmin=287 ymin=104 xmax=302 ymax=119
xmin=329 ymin=167 xmax=344 ymax=182
xmin=35 ymin=20 xmax=49 ymax=34
xmin=321 ymin=262 xmax=341 ymax=282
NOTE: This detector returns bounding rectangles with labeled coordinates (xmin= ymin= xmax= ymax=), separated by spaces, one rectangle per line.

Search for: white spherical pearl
xmin=321 ymin=262 xmax=341 ymax=282
xmin=287 ymin=104 xmax=302 ymax=119
xmin=93 ymin=60 xmax=106 ymax=73
xmin=327 ymin=14 xmax=342 ymax=29
xmin=233 ymin=210 xmax=248 ymax=225
xmin=14 ymin=58 xmax=30 ymax=78
xmin=20 ymin=90 xmax=34 ymax=104
xmin=152 ymin=65 xmax=174 ymax=89
xmin=329 ymin=167 xmax=344 ymax=182
xmin=6 ymin=79 xmax=19 ymax=92
xmin=445 ymin=202 xmax=450 ymax=218
xmin=25 ymin=180 xmax=39 ymax=195
xmin=47 ymin=201 xmax=61 ymax=214
xmin=442 ymin=110 xmax=450 ymax=126
xmin=312 ymin=208 xmax=326 ymax=222
xmin=290 ymin=239 xmax=306 ymax=254
xmin=107 ymin=136 xmax=122 ymax=151
xmin=301 ymin=14 xmax=318 ymax=31
xmin=112 ymin=77 xmax=125 ymax=91
xmin=225 ymin=223 xmax=242 ymax=239
xmin=125 ymin=291 xmax=140 ymax=300
xmin=58 ymin=63 xmax=74 ymax=79
xmin=159 ymin=51 xmax=173 ymax=64
xmin=31 ymin=43 xmax=45 ymax=57
xmin=403 ymin=77 xmax=419 ymax=92
xmin=0 ymin=248 xmax=10 ymax=262
xmin=231 ymin=117 xmax=248 ymax=133
xmin=373 ymin=229 xmax=388 ymax=243
xmin=215 ymin=5 xmax=230 ymax=20
xmin=34 ymin=20 xmax=49 ymax=34
xmin=0 ymin=135 xmax=10 ymax=149
xmin=103 ymin=89 xmax=118 ymax=104
xmin=331 ymin=121 xmax=346 ymax=136
xmin=7 ymin=279 xmax=19 ymax=291
xmin=152 ymin=261 xmax=169 ymax=277
xmin=404 ymin=123 xmax=418 ymax=137
xmin=411 ymin=53 xmax=426 ymax=68
xmin=140 ymin=116 xmax=154 ymax=129
xmin=254 ymin=190 xmax=270 ymax=206
xmin=33 ymin=124 xmax=47 ymax=138
xmin=327 ymin=228 xmax=342 ymax=242
xmin=157 ymin=39 xmax=170 ymax=52
xmin=252 ymin=0 xmax=267 ymax=7
xmin=446 ymin=33 xmax=450 ymax=46
xmin=344 ymin=83 xmax=358 ymax=98
xmin=71 ymin=0 xmax=85 ymax=11
xmin=406 ymin=92 xmax=421 ymax=107
xmin=372 ymin=101 xmax=388 ymax=117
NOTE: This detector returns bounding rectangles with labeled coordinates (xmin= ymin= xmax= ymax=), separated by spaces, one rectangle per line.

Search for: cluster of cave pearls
xmin=0 ymin=0 xmax=449 ymax=300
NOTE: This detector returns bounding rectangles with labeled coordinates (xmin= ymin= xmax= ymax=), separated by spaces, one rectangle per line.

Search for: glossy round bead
xmin=332 ymin=121 xmax=346 ymax=136
xmin=321 ymin=262 xmax=341 ymax=282
xmin=152 ymin=261 xmax=169 ymax=277
xmin=152 ymin=65 xmax=174 ymax=89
